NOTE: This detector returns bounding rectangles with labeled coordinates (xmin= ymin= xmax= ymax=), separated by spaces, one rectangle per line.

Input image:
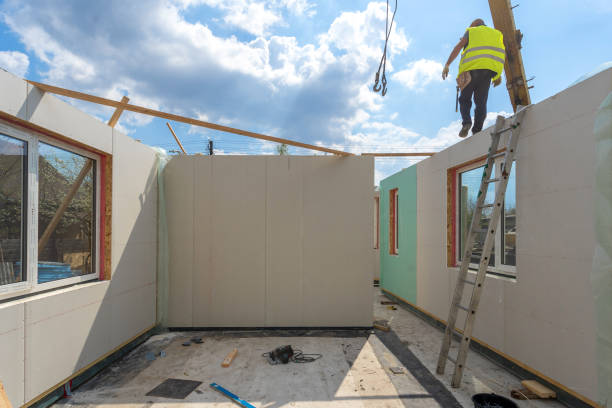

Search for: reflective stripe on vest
xmin=461 ymin=53 xmax=505 ymax=65
xmin=458 ymin=26 xmax=505 ymax=81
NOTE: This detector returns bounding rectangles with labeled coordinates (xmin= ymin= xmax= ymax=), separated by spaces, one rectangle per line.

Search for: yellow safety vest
xmin=458 ymin=26 xmax=505 ymax=82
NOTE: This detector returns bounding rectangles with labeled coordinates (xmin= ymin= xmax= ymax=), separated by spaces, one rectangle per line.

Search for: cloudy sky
xmin=1 ymin=0 xmax=611 ymax=184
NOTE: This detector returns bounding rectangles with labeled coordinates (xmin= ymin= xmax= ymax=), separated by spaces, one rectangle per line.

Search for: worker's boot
xmin=458 ymin=123 xmax=471 ymax=138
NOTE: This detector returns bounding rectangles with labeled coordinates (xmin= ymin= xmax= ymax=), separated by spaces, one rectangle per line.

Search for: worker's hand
xmin=442 ymin=64 xmax=449 ymax=80
xmin=493 ymin=77 xmax=502 ymax=87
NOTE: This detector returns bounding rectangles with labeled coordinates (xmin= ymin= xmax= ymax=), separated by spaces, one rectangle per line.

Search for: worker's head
xmin=470 ymin=18 xmax=486 ymax=27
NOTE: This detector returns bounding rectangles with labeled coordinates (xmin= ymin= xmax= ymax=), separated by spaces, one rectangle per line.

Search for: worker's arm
xmin=442 ymin=36 xmax=468 ymax=80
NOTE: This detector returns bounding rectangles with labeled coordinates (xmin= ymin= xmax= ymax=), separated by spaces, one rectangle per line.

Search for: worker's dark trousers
xmin=459 ymin=69 xmax=496 ymax=134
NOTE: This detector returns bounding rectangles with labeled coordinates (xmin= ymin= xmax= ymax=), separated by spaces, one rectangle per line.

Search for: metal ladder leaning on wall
xmin=436 ymin=106 xmax=528 ymax=387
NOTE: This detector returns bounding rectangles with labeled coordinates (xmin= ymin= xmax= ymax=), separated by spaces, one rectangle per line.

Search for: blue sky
xmin=0 ymin=0 xmax=611 ymax=185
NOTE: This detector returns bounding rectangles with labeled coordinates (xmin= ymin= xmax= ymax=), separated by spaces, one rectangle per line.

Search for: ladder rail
xmin=451 ymin=112 xmax=524 ymax=386
xmin=436 ymin=115 xmax=505 ymax=375
xmin=437 ymin=107 xmax=528 ymax=386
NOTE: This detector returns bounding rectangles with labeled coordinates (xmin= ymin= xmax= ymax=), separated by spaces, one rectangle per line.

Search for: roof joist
xmin=26 ymin=80 xmax=437 ymax=158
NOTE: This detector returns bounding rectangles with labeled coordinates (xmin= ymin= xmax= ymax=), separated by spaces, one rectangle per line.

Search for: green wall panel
xmin=379 ymin=165 xmax=417 ymax=304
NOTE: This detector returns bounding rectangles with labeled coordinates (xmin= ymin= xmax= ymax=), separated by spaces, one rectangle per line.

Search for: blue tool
xmin=210 ymin=383 xmax=256 ymax=408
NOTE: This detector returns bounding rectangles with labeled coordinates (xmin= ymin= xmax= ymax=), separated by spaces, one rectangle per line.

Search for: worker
xmin=442 ymin=19 xmax=505 ymax=137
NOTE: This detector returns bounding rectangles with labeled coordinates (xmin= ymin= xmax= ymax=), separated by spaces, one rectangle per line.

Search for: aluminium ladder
xmin=436 ymin=107 xmax=528 ymax=388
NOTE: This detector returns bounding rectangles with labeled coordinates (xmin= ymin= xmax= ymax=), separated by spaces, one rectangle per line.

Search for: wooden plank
xmin=107 ymin=96 xmax=130 ymax=128
xmin=0 ymin=381 xmax=12 ymax=408
xmin=488 ymin=0 xmax=531 ymax=111
xmin=221 ymin=349 xmax=238 ymax=367
xmin=522 ymin=380 xmax=556 ymax=399
xmin=166 ymin=122 xmax=187 ymax=154
xmin=361 ymin=152 xmax=435 ymax=157
xmin=38 ymin=160 xmax=94 ymax=256
xmin=26 ymin=80 xmax=353 ymax=156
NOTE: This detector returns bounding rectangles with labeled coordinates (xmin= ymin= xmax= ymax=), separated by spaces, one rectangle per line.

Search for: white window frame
xmin=0 ymin=121 xmax=100 ymax=299
xmin=456 ymin=157 xmax=516 ymax=276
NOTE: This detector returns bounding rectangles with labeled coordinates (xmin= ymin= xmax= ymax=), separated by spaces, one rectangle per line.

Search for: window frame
xmin=454 ymin=157 xmax=516 ymax=276
xmin=0 ymin=121 xmax=101 ymax=299
xmin=374 ymin=196 xmax=380 ymax=249
xmin=389 ymin=188 xmax=399 ymax=255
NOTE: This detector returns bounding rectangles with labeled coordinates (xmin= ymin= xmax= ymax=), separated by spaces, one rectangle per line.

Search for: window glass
xmin=459 ymin=165 xmax=495 ymax=265
xmin=0 ymin=134 xmax=27 ymax=286
xmin=503 ymin=165 xmax=516 ymax=266
xmin=38 ymin=143 xmax=96 ymax=283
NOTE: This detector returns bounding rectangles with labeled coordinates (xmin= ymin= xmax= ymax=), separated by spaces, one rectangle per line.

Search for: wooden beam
xmin=26 ymin=80 xmax=353 ymax=156
xmin=38 ymin=160 xmax=93 ymax=256
xmin=166 ymin=122 xmax=187 ymax=154
xmin=489 ymin=0 xmax=531 ymax=111
xmin=107 ymin=96 xmax=130 ymax=128
xmin=361 ymin=152 xmax=435 ymax=157
xmin=0 ymin=381 xmax=12 ymax=408
xmin=221 ymin=349 xmax=238 ymax=367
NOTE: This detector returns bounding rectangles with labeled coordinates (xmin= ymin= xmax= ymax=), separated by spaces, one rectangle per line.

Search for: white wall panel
xmin=0 ymin=302 xmax=24 ymax=407
xmin=412 ymin=67 xmax=612 ymax=401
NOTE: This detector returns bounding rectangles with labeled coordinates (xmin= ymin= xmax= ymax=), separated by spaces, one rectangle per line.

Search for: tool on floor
xmin=262 ymin=345 xmax=322 ymax=364
xmin=210 ymin=383 xmax=256 ymax=408
xmin=436 ymin=107 xmax=528 ymax=388
xmin=222 ymin=348 xmax=238 ymax=367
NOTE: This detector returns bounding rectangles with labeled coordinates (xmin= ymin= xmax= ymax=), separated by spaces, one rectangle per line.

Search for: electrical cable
xmin=372 ymin=0 xmax=398 ymax=97
xmin=291 ymin=349 xmax=322 ymax=363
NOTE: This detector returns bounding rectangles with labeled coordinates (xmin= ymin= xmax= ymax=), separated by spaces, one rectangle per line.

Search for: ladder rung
xmin=463 ymin=279 xmax=476 ymax=285
xmin=494 ymin=126 xmax=514 ymax=135
xmin=490 ymin=152 xmax=506 ymax=159
xmin=472 ymin=228 xmax=487 ymax=234
xmin=478 ymin=203 xmax=495 ymax=208
xmin=447 ymin=355 xmax=457 ymax=364
xmin=485 ymin=178 xmax=501 ymax=183
xmin=457 ymin=304 xmax=470 ymax=312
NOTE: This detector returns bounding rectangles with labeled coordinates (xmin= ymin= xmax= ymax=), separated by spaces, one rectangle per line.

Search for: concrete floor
xmin=56 ymin=289 xmax=566 ymax=408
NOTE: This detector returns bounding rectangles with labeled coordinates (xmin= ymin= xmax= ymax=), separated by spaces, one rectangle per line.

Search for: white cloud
xmin=393 ymin=59 xmax=443 ymax=91
xmin=0 ymin=50 xmax=29 ymax=77
xmin=174 ymin=0 xmax=316 ymax=35
xmin=277 ymin=0 xmax=316 ymax=17
xmin=1 ymin=1 xmax=412 ymax=150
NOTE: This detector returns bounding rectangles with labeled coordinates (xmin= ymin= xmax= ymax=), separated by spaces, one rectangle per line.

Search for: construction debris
xmin=222 ymin=348 xmax=238 ymax=367
xmin=521 ymin=380 xmax=556 ymax=399
xmin=510 ymin=388 xmax=539 ymax=400
xmin=373 ymin=320 xmax=390 ymax=332
xmin=389 ymin=366 xmax=406 ymax=375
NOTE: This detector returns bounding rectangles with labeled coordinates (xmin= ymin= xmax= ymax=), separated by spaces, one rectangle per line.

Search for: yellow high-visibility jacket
xmin=458 ymin=26 xmax=505 ymax=82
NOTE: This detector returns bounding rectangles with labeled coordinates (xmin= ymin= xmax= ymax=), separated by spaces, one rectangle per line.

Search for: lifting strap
xmin=373 ymin=0 xmax=398 ymax=97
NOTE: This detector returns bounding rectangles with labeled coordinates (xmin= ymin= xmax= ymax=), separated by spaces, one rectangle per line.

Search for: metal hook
xmin=381 ymin=74 xmax=388 ymax=96
xmin=373 ymin=72 xmax=381 ymax=92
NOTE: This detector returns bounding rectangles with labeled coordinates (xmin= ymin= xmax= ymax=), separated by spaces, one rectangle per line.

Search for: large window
xmin=456 ymin=158 xmax=516 ymax=275
xmin=0 ymin=123 xmax=99 ymax=297
xmin=0 ymin=134 xmax=27 ymax=286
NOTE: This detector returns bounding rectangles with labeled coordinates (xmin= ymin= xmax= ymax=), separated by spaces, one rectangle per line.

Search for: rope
xmin=373 ymin=0 xmax=398 ymax=97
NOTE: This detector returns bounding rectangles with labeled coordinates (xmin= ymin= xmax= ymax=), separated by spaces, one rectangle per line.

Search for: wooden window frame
xmin=374 ymin=196 xmax=380 ymax=249
xmin=389 ymin=188 xmax=398 ymax=255
xmin=447 ymin=152 xmax=517 ymax=278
